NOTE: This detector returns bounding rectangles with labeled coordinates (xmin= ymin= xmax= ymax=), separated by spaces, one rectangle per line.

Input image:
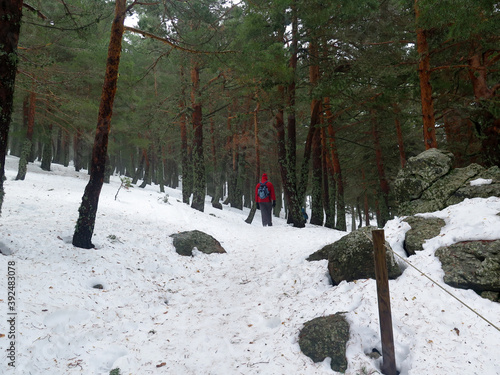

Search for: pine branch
xmin=124 ymin=26 xmax=237 ymax=55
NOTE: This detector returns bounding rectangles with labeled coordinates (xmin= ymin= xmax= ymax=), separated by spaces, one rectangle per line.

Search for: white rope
xmin=366 ymin=232 xmax=500 ymax=333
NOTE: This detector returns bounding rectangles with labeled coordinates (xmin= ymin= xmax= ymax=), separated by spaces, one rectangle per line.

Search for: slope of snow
xmin=1 ymin=155 xmax=499 ymax=375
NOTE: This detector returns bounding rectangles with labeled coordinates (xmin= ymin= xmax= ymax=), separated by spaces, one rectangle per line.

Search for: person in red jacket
xmin=255 ymin=173 xmax=276 ymax=226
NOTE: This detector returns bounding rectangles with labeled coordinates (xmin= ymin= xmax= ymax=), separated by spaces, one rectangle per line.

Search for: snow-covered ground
xmin=1 ymin=155 xmax=499 ymax=375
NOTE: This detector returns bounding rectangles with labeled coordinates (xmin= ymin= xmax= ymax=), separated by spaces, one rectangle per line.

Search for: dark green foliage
xmin=3 ymin=0 xmax=497 ymax=228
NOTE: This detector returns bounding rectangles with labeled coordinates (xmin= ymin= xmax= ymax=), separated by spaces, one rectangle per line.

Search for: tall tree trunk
xmin=190 ymin=60 xmax=205 ymax=212
xmin=226 ymin=101 xmax=243 ymax=210
xmin=287 ymin=0 xmax=298 ymax=180
xmin=356 ymin=197 xmax=363 ymax=229
xmin=275 ymin=86 xmax=304 ymax=228
xmin=210 ymin=112 xmax=223 ymax=210
xmin=322 ymin=124 xmax=335 ymax=229
xmin=468 ymin=51 xmax=500 ymax=167
xmin=372 ymin=117 xmax=390 ymax=227
xmin=41 ymin=124 xmax=53 ymax=171
xmin=73 ymin=0 xmax=126 ymax=249
xmin=310 ymin=125 xmax=323 ymax=225
xmin=0 ymin=0 xmax=23 ymax=214
xmin=179 ymin=64 xmax=192 ymax=203
xmin=415 ymin=0 xmax=437 ymax=149
xmin=74 ymin=127 xmax=84 ymax=172
xmin=132 ymin=148 xmax=145 ymax=184
xmin=16 ymin=85 xmax=36 ymax=180
xmin=139 ymin=147 xmax=151 ymax=188
xmin=393 ymin=104 xmax=406 ymax=168
xmin=325 ymin=99 xmax=346 ymax=231
xmin=245 ymin=100 xmax=260 ymax=223
xmin=298 ymin=38 xmax=320 ymax=204
xmin=362 ymin=167 xmax=370 ymax=226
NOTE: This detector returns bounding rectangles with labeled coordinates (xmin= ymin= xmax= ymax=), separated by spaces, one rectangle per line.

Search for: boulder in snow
xmin=298 ymin=313 xmax=349 ymax=373
xmin=170 ymin=230 xmax=226 ymax=256
xmin=326 ymin=226 xmax=402 ymax=285
xmin=394 ymin=149 xmax=500 ymax=216
xmin=435 ymin=240 xmax=500 ymax=302
xmin=403 ymin=216 xmax=446 ymax=256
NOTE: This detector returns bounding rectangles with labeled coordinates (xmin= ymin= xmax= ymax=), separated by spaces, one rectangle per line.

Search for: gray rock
xmin=398 ymin=199 xmax=443 ymax=217
xmin=170 ymin=230 xmax=226 ymax=256
xmin=394 ymin=149 xmax=500 ymax=216
xmin=447 ymin=166 xmax=500 ymax=206
xmin=421 ymin=163 xmax=484 ymax=202
xmin=0 ymin=241 xmax=13 ymax=255
xmin=394 ymin=148 xmax=454 ymax=202
xmin=403 ymin=216 xmax=446 ymax=256
xmin=307 ymin=246 xmax=331 ymax=261
xmin=327 ymin=226 xmax=401 ymax=285
xmin=435 ymin=240 xmax=500 ymax=296
xmin=481 ymin=291 xmax=499 ymax=303
xmin=298 ymin=313 xmax=349 ymax=373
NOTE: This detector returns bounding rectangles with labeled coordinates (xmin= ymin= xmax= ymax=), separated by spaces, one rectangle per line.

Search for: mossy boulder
xmin=298 ymin=313 xmax=350 ymax=372
xmin=395 ymin=149 xmax=500 ymax=216
xmin=436 ymin=240 xmax=500 ymax=302
xmin=326 ymin=226 xmax=401 ymax=285
xmin=394 ymin=148 xmax=454 ymax=202
xmin=403 ymin=216 xmax=446 ymax=255
xmin=170 ymin=230 xmax=226 ymax=256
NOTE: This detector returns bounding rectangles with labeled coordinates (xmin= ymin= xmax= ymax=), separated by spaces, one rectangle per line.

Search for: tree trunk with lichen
xmin=72 ymin=0 xmax=126 ymax=249
xmin=190 ymin=59 xmax=205 ymax=212
xmin=0 ymin=0 xmax=23 ymax=214
xmin=16 ymin=86 xmax=36 ymax=180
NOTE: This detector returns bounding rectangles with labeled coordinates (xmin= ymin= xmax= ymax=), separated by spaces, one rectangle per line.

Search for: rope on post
xmin=363 ymin=232 xmax=500 ymax=333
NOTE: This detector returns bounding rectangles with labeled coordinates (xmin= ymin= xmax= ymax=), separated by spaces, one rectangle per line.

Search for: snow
xmin=470 ymin=178 xmax=493 ymax=186
xmin=1 ymin=155 xmax=500 ymax=375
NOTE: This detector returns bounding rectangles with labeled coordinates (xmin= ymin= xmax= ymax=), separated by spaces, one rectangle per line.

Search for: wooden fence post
xmin=372 ymin=229 xmax=397 ymax=375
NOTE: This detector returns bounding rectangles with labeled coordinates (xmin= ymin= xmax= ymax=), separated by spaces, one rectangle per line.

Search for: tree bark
xmin=190 ymin=59 xmax=205 ymax=212
xmin=362 ymin=167 xmax=370 ymax=226
xmin=372 ymin=117 xmax=391 ymax=227
xmin=310 ymin=125 xmax=323 ymax=225
xmin=468 ymin=51 xmax=500 ymax=167
xmin=138 ymin=147 xmax=151 ymax=188
xmin=322 ymin=124 xmax=335 ymax=229
xmin=325 ymin=99 xmax=346 ymax=231
xmin=41 ymin=124 xmax=53 ymax=171
xmin=210 ymin=111 xmax=223 ymax=210
xmin=415 ymin=0 xmax=437 ymax=149
xmin=16 ymin=83 xmax=36 ymax=180
xmin=393 ymin=104 xmax=406 ymax=168
xmin=275 ymin=86 xmax=304 ymax=228
xmin=179 ymin=63 xmax=192 ymax=204
xmin=73 ymin=0 xmax=126 ymax=249
xmin=245 ymin=100 xmax=260 ymax=223
xmin=0 ymin=0 xmax=23 ymax=214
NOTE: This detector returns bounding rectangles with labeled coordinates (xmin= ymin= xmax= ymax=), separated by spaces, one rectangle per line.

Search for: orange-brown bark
xmin=415 ymin=0 xmax=437 ymax=149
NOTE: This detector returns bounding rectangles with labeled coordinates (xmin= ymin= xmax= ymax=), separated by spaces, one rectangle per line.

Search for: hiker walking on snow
xmin=255 ymin=173 xmax=276 ymax=227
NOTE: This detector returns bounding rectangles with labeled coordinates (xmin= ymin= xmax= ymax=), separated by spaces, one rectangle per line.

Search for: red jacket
xmin=255 ymin=173 xmax=276 ymax=203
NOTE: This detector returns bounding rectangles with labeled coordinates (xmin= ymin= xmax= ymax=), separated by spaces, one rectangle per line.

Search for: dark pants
xmin=260 ymin=201 xmax=273 ymax=226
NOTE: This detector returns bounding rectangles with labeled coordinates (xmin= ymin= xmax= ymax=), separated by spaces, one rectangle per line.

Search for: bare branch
xmin=23 ymin=3 xmax=48 ymax=20
xmin=126 ymin=1 xmax=161 ymax=13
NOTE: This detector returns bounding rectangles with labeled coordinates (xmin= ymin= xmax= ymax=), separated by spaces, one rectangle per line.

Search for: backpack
xmin=258 ymin=182 xmax=270 ymax=200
